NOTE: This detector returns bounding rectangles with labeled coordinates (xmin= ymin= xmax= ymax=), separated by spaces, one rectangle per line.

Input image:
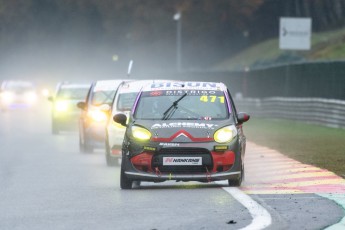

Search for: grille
xmin=152 ymin=148 xmax=213 ymax=173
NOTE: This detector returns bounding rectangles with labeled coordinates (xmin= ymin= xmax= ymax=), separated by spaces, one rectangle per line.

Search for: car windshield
xmin=56 ymin=88 xmax=89 ymax=100
xmin=4 ymin=82 xmax=35 ymax=92
xmin=134 ymin=90 xmax=229 ymax=120
xmin=115 ymin=92 xmax=138 ymax=112
xmin=91 ymin=90 xmax=116 ymax=106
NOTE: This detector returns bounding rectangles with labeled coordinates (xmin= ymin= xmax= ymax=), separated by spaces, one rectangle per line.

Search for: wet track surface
xmin=0 ymin=102 xmax=344 ymax=230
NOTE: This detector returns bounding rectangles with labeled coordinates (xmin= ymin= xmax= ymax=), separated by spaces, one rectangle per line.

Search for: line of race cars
xmin=41 ymin=79 xmax=251 ymax=189
xmin=0 ymin=80 xmax=39 ymax=111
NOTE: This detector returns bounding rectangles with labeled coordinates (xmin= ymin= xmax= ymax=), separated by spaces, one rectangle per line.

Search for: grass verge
xmin=244 ymin=118 xmax=345 ymax=178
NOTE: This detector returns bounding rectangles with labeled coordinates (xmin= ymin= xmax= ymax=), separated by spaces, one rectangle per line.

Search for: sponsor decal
xmin=165 ymin=90 xmax=216 ymax=96
xmin=151 ymin=122 xmax=218 ymax=129
xmin=214 ymin=145 xmax=229 ymax=151
xmin=151 ymin=82 xmax=219 ymax=90
xmin=152 ymin=130 xmax=213 ymax=142
xmin=150 ymin=91 xmax=162 ymax=96
xmin=163 ymin=157 xmax=202 ymax=166
xmin=143 ymin=146 xmax=156 ymax=151
xmin=159 ymin=143 xmax=180 ymax=147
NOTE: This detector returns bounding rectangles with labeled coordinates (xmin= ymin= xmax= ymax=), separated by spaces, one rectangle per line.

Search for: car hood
xmin=134 ymin=119 xmax=232 ymax=143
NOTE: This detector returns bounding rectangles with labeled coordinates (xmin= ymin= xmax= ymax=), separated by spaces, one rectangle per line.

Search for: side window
xmin=85 ymin=86 xmax=92 ymax=106
xmin=227 ymin=89 xmax=238 ymax=123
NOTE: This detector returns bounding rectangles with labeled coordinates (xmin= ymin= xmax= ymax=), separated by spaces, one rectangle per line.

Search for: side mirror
xmin=237 ymin=112 xmax=250 ymax=124
xmin=77 ymin=101 xmax=86 ymax=110
xmin=113 ymin=113 xmax=127 ymax=127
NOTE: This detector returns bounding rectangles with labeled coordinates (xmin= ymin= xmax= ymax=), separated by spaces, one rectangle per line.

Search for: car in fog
xmin=113 ymin=81 xmax=250 ymax=189
xmin=49 ymin=82 xmax=90 ymax=134
xmin=105 ymin=80 xmax=151 ymax=166
xmin=0 ymin=80 xmax=38 ymax=111
xmin=77 ymin=79 xmax=128 ymax=153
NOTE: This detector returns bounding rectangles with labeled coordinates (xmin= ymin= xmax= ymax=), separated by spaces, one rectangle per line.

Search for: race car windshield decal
xmin=151 ymin=122 xmax=218 ymax=129
xmin=134 ymin=90 xmax=230 ymax=120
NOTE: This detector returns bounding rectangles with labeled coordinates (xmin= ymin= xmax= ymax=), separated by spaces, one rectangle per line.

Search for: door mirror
xmin=237 ymin=112 xmax=250 ymax=124
xmin=113 ymin=113 xmax=128 ymax=127
xmin=77 ymin=101 xmax=86 ymax=110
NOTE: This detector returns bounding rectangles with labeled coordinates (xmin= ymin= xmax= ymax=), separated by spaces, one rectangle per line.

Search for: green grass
xmin=244 ymin=118 xmax=345 ymax=178
xmin=215 ymin=27 xmax=345 ymax=71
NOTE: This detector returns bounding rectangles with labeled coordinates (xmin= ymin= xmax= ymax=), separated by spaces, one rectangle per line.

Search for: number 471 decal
xmin=200 ymin=95 xmax=224 ymax=103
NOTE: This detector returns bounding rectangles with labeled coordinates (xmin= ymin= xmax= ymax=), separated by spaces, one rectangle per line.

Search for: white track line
xmin=221 ymin=186 xmax=272 ymax=230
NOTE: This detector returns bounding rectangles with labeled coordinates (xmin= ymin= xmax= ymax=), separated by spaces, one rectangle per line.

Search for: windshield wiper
xmin=162 ymin=93 xmax=187 ymax=120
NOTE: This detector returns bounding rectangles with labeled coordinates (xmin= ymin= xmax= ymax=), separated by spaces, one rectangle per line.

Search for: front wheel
xmin=228 ymin=164 xmax=244 ymax=187
xmin=79 ymin=134 xmax=85 ymax=153
xmin=52 ymin=120 xmax=59 ymax=135
xmin=120 ymin=167 xmax=132 ymax=189
xmin=105 ymin=138 xmax=118 ymax=166
xmin=84 ymin=140 xmax=94 ymax=153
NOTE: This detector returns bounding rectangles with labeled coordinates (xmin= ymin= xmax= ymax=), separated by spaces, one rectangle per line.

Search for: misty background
xmin=1 ymin=0 xmax=345 ymax=85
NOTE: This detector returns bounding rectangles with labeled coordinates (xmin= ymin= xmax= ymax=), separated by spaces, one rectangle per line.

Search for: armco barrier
xmin=235 ymin=97 xmax=345 ymax=129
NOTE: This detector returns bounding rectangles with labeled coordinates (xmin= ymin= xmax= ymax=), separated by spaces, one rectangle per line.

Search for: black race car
xmin=114 ymin=81 xmax=250 ymax=189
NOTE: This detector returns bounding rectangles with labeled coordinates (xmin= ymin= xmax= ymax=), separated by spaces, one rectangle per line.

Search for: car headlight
xmin=41 ymin=89 xmax=50 ymax=97
xmin=214 ymin=125 xmax=237 ymax=143
xmin=25 ymin=91 xmax=38 ymax=104
xmin=1 ymin=91 xmax=14 ymax=104
xmin=132 ymin=126 xmax=151 ymax=141
xmin=88 ymin=110 xmax=107 ymax=122
xmin=55 ymin=101 xmax=69 ymax=112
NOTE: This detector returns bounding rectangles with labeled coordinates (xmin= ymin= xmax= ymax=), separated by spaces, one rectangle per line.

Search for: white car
xmin=105 ymin=80 xmax=170 ymax=166
xmin=0 ymin=80 xmax=38 ymax=111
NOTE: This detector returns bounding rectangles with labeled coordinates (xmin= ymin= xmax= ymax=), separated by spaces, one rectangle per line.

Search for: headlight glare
xmin=25 ymin=91 xmax=38 ymax=104
xmin=88 ymin=110 xmax=107 ymax=122
xmin=214 ymin=126 xmax=237 ymax=143
xmin=55 ymin=101 xmax=69 ymax=112
xmin=1 ymin=91 xmax=14 ymax=104
xmin=132 ymin=126 xmax=151 ymax=141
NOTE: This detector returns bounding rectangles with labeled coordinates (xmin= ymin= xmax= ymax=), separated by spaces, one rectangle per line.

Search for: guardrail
xmin=235 ymin=97 xmax=345 ymax=129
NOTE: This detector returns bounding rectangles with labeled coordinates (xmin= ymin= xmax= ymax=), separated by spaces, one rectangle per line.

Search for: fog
xmin=0 ymin=1 xmax=254 ymax=89
xmin=0 ymin=36 xmax=179 ymax=86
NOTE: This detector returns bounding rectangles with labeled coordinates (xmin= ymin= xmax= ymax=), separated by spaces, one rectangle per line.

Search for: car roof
xmin=141 ymin=81 xmax=226 ymax=92
xmin=117 ymin=79 xmax=171 ymax=93
xmin=59 ymin=83 xmax=90 ymax=89
xmin=1 ymin=80 xmax=35 ymax=89
xmin=92 ymin=79 xmax=129 ymax=92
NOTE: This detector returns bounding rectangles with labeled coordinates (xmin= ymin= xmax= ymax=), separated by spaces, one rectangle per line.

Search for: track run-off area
xmin=240 ymin=142 xmax=345 ymax=230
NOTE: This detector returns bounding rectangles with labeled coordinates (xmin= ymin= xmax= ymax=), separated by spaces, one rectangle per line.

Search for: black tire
xmin=105 ymin=138 xmax=118 ymax=166
xmin=79 ymin=134 xmax=85 ymax=153
xmin=120 ymin=167 xmax=132 ymax=189
xmin=52 ymin=120 xmax=59 ymax=135
xmin=84 ymin=139 xmax=94 ymax=153
xmin=228 ymin=164 xmax=244 ymax=187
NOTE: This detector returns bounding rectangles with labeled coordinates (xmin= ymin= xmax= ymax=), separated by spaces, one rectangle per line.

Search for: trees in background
xmin=0 ymin=0 xmax=345 ymax=72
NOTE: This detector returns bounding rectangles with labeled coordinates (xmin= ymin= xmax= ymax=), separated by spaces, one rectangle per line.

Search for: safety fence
xmin=235 ymin=97 xmax=345 ymax=129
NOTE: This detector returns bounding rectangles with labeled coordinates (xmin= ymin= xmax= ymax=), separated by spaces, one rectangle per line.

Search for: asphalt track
xmin=0 ymin=102 xmax=344 ymax=229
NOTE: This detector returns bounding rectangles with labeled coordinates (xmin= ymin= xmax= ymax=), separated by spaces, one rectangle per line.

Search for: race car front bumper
xmin=124 ymin=170 xmax=241 ymax=182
